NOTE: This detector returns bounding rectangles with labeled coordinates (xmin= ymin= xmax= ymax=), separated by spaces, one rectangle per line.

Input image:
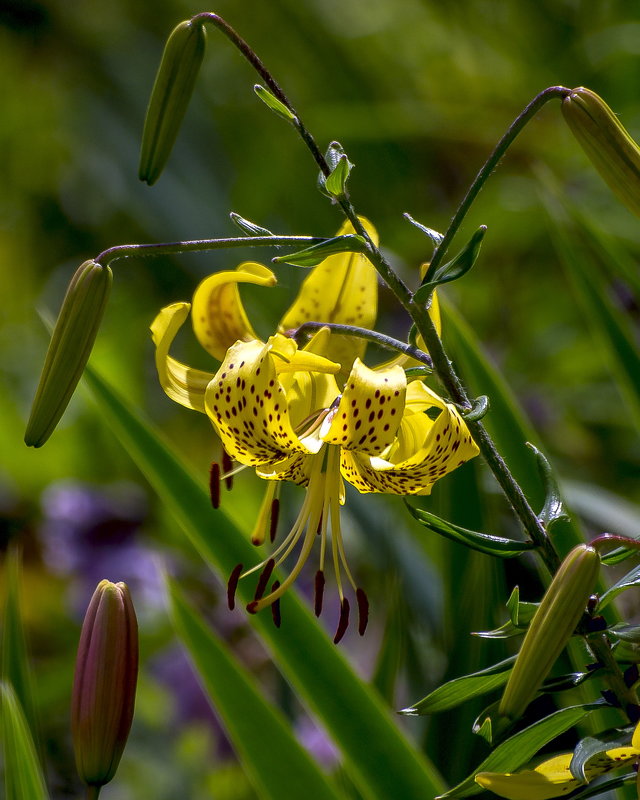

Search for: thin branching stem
xmin=291 ymin=321 xmax=433 ymax=367
xmin=95 ymin=236 xmax=328 ymax=267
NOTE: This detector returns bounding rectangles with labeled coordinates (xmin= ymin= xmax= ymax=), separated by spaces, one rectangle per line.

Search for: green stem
xmin=586 ymin=633 xmax=639 ymax=714
xmin=85 ymin=786 xmax=101 ymax=800
xmin=424 ymin=86 xmax=571 ymax=281
xmin=95 ymin=235 xmax=328 ymax=267
xmin=192 ymin=13 xmax=330 ymax=178
xmin=291 ymin=321 xmax=433 ymax=368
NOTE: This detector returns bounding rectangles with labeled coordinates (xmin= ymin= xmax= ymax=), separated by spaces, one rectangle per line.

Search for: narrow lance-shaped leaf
xmin=527 ymin=443 xmax=569 ymax=528
xmin=406 ymin=502 xmax=535 ymax=558
xmin=272 ymin=234 xmax=367 ymax=267
xmin=2 ymin=547 xmax=36 ymax=735
xmin=253 ymin=84 xmax=297 ymax=122
xmin=1 ymin=682 xmax=49 ymax=800
xmin=168 ymin=580 xmax=342 ymax=800
xmin=416 ymin=226 xmax=486 ymax=300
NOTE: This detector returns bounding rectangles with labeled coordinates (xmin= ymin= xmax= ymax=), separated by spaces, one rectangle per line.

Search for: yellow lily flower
xmin=150 ymin=219 xmax=479 ymax=640
xmin=475 ymin=720 xmax=640 ymax=800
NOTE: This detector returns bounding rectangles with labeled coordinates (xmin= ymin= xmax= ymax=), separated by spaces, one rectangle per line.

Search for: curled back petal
xmin=341 ymin=393 xmax=479 ymax=495
xmin=204 ymin=338 xmax=318 ymax=468
xmin=279 ymin=217 xmax=379 ymax=371
xmin=322 ymin=359 xmax=406 ymax=456
xmin=192 ymin=262 xmax=276 ymax=361
xmin=268 ymin=332 xmax=341 ymax=376
xmin=150 ymin=302 xmax=215 ymax=412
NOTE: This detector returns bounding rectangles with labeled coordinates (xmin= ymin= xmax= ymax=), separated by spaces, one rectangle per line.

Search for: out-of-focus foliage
xmin=2 ymin=0 xmax=640 ymax=796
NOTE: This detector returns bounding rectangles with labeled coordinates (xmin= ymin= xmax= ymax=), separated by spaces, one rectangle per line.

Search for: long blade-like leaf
xmin=1 ymin=682 xmax=48 ymax=800
xmin=168 ymin=580 xmax=342 ymax=800
xmin=83 ymin=364 xmax=446 ymax=800
xmin=2 ymin=547 xmax=36 ymax=735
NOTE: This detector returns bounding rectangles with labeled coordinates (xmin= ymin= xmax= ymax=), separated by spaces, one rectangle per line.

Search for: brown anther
xmin=269 ymin=498 xmax=280 ymax=544
xmin=314 ymin=570 xmax=325 ymax=617
xmin=356 ymin=588 xmax=369 ymax=636
xmin=270 ymin=581 xmax=281 ymax=628
xmin=333 ymin=597 xmax=350 ymax=644
xmin=227 ymin=563 xmax=243 ymax=610
xmin=246 ymin=600 xmax=258 ymax=614
xmin=221 ymin=449 xmax=234 ymax=490
xmin=209 ymin=462 xmax=221 ymax=509
xmin=254 ymin=558 xmax=276 ymax=601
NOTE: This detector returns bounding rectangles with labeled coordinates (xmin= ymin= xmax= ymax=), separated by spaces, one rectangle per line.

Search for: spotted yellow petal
xmin=322 ymin=359 xmax=406 ymax=455
xmin=279 ymin=217 xmax=379 ymax=370
xmin=476 ymin=746 xmax=639 ymax=800
xmin=150 ymin=302 xmax=215 ymax=412
xmin=192 ymin=262 xmax=276 ymax=361
xmin=204 ymin=338 xmax=319 ymax=467
xmin=340 ymin=389 xmax=479 ymax=494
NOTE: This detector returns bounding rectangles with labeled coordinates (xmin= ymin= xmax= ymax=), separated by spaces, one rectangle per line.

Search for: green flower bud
xmin=72 ymin=580 xmax=139 ymax=789
xmin=139 ymin=20 xmax=207 ymax=185
xmin=25 ymin=260 xmax=112 ymax=448
xmin=499 ymin=544 xmax=600 ymax=721
xmin=562 ymin=87 xmax=640 ymax=218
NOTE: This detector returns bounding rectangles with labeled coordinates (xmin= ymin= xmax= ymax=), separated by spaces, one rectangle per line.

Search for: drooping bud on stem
xmin=25 ymin=260 xmax=112 ymax=448
xmin=72 ymin=580 xmax=139 ymax=790
xmin=139 ymin=19 xmax=207 ymax=185
xmin=562 ymin=87 xmax=640 ymax=218
xmin=499 ymin=544 xmax=600 ymax=721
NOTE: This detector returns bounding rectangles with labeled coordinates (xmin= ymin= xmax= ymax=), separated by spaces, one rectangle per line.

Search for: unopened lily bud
xmin=25 ymin=260 xmax=112 ymax=448
xmin=72 ymin=580 xmax=138 ymax=789
xmin=562 ymin=87 xmax=640 ymax=218
xmin=139 ymin=19 xmax=207 ymax=185
xmin=499 ymin=544 xmax=600 ymax=721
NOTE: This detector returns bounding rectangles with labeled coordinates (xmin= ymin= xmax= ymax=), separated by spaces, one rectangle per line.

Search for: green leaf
xmin=1 ymin=682 xmax=48 ymax=800
xmin=401 ymin=656 xmax=516 ymax=715
xmin=462 ymin=395 xmax=490 ymax=422
xmin=82 ymin=364 xmax=447 ymax=800
xmin=406 ymin=502 xmax=535 ymax=558
xmin=229 ymin=212 xmax=274 ymax=237
xmin=272 ymin=234 xmax=367 ymax=267
xmin=598 ymin=563 xmax=640 ymax=610
xmin=416 ymin=226 xmax=486 ymax=300
xmin=439 ymin=703 xmax=602 ymax=798
xmin=2 ymin=548 xmax=36 ymax=735
xmin=506 ymin=586 xmax=538 ymax=627
xmin=168 ymin=580 xmax=341 ymax=800
xmin=528 ymin=443 xmax=569 ymax=528
xmin=253 ymin=84 xmax=297 ymax=121
xmin=324 ymin=154 xmax=353 ymax=198
xmin=403 ymin=213 xmax=444 ymax=246
xmin=568 ymin=772 xmax=635 ymax=800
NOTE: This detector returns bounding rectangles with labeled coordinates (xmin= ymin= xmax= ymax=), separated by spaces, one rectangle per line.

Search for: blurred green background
xmin=2 ymin=0 xmax=640 ymax=797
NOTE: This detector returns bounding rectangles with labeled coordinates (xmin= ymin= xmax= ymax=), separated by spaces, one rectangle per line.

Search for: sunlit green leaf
xmin=598 ymin=563 xmax=640 ymax=610
xmin=416 ymin=226 xmax=486 ymax=299
xmin=401 ymin=656 xmax=516 ymax=715
xmin=406 ymin=502 xmax=534 ymax=558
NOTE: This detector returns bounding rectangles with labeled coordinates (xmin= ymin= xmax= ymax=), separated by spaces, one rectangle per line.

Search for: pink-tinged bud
xmin=72 ymin=580 xmax=138 ymax=789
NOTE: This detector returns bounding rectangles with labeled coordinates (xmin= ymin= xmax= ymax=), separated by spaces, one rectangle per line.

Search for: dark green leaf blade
xmin=406 ymin=502 xmax=535 ymax=558
xmin=1 ymin=682 xmax=49 ymax=800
